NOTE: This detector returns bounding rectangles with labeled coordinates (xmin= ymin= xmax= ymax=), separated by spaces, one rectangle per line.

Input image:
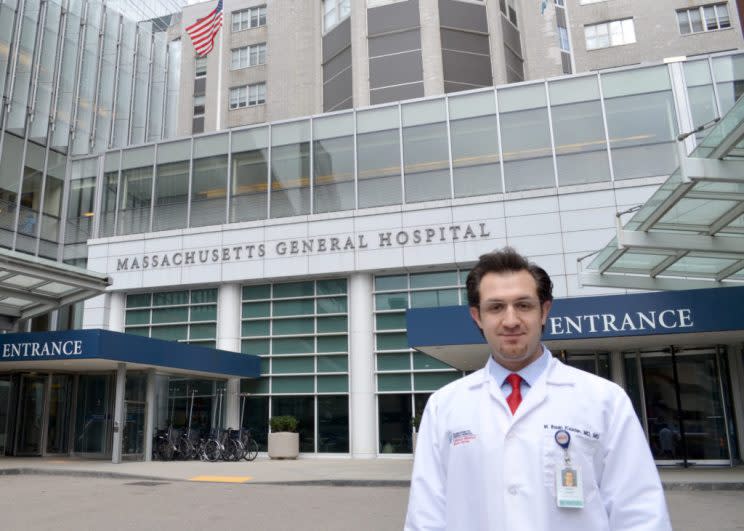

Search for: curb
xmin=662 ymin=482 xmax=744 ymax=491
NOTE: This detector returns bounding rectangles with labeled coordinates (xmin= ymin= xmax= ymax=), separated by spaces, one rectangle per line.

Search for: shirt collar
xmin=488 ymin=346 xmax=551 ymax=387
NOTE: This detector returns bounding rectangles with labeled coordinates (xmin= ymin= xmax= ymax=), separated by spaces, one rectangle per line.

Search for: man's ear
xmin=469 ymin=306 xmax=482 ymax=329
xmin=540 ymin=300 xmax=553 ymax=325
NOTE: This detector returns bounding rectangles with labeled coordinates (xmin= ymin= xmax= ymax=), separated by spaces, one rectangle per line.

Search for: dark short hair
xmin=466 ymin=247 xmax=553 ymax=308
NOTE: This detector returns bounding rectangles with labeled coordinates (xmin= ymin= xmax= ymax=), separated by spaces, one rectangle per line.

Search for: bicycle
xmin=240 ymin=428 xmax=259 ymax=461
xmin=152 ymin=426 xmax=177 ymax=461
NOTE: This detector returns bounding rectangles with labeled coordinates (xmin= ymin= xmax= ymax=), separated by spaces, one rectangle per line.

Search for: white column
xmin=144 ymin=369 xmax=156 ymax=462
xmin=108 ymin=292 xmax=126 ymax=332
xmin=111 ymin=362 xmax=126 ymax=464
xmin=349 ymin=273 xmax=376 ymax=458
xmin=218 ymin=284 xmax=242 ymax=429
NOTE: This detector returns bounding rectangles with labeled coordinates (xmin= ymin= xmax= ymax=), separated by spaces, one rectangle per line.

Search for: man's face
xmin=469 ymin=270 xmax=552 ymax=372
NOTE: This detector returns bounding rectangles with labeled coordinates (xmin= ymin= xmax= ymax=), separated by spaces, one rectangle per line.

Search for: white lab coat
xmin=405 ymin=354 xmax=671 ymax=531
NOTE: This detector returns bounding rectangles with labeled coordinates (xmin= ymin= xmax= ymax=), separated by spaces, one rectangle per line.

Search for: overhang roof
xmin=580 ymin=95 xmax=744 ymax=291
xmin=0 ymin=329 xmax=261 ymax=378
xmin=0 ymin=247 xmax=111 ymax=325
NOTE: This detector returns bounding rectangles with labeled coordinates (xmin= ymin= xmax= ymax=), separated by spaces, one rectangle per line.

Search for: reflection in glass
xmin=0 ymin=133 xmax=22 ymax=247
xmin=313 ymin=114 xmax=355 ymax=213
xmin=549 ymin=77 xmax=610 ymax=186
xmin=378 ymin=393 xmax=412 ymax=453
xmin=317 ymin=395 xmax=349 ymax=453
xmin=39 ymin=150 xmax=66 ymax=259
xmin=75 ymin=374 xmax=111 ymax=454
xmin=271 ymin=122 xmax=310 ymax=218
xmin=449 ymin=92 xmax=501 ymax=197
xmin=602 ymin=66 xmax=678 ymax=180
xmin=47 ymin=375 xmax=73 ymax=454
xmin=498 ymin=85 xmax=554 ymax=191
xmin=16 ymin=375 xmax=45 ymax=455
xmin=272 ymin=395 xmax=314 ymax=452
xmin=17 ymin=141 xmax=45 ymax=256
xmin=357 ymin=107 xmax=401 ymax=208
xmin=192 ymin=136 xmax=228 ymax=227
xmin=231 ymin=128 xmax=268 ymax=222
xmin=684 ymin=60 xmax=719 ymax=135
xmin=118 ymin=166 xmax=152 ymax=235
xmin=713 ymin=54 xmax=744 ymax=115
xmin=241 ymin=394 xmax=269 ymax=451
xmin=402 ymin=100 xmax=450 ymax=202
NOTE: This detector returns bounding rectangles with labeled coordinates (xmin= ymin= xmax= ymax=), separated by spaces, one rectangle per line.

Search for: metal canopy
xmin=0 ymin=247 xmax=111 ymax=327
xmin=580 ymin=96 xmax=744 ymax=290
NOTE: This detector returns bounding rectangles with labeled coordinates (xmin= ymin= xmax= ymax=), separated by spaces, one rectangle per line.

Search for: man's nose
xmin=502 ymin=305 xmax=520 ymax=326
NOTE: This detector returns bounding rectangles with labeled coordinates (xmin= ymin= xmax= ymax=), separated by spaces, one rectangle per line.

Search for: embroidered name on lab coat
xmin=449 ymin=430 xmax=476 ymax=446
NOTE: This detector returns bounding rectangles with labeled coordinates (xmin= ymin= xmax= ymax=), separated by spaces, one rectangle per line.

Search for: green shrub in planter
xmin=270 ymin=415 xmax=298 ymax=433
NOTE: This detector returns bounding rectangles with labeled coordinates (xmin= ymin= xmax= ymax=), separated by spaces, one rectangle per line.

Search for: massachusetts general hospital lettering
xmin=115 ymin=223 xmax=492 ymax=271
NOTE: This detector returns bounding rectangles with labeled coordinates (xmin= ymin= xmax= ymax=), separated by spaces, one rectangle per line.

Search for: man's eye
xmin=516 ymin=302 xmax=535 ymax=311
xmin=488 ymin=304 xmax=504 ymax=312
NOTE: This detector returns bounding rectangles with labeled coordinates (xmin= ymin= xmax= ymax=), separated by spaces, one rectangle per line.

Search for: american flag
xmin=187 ymin=0 xmax=224 ymax=57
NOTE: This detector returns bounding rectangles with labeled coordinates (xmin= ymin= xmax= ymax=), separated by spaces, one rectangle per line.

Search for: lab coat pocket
xmin=542 ymin=431 xmax=600 ymax=504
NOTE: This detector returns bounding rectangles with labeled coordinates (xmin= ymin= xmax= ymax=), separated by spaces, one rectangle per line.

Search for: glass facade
xmin=240 ymin=279 xmax=349 ymax=454
xmin=124 ymin=289 xmax=218 ymax=347
xmin=374 ymin=270 xmax=466 ymax=453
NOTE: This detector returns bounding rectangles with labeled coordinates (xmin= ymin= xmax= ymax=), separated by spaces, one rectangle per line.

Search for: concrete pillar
xmin=144 ymin=369 xmax=156 ymax=462
xmin=419 ymin=0 xmax=444 ymax=96
xmin=349 ymin=273 xmax=376 ymax=458
xmin=108 ymin=292 xmax=126 ymax=332
xmin=218 ymin=284 xmax=242 ymax=429
xmin=111 ymin=362 xmax=126 ymax=464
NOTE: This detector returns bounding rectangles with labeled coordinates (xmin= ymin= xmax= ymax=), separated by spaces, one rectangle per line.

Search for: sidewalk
xmin=0 ymin=456 xmax=743 ymax=489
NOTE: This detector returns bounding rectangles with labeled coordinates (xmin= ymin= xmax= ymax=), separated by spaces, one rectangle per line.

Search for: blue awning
xmin=0 ymin=329 xmax=260 ymax=378
xmin=406 ymin=286 xmax=744 ymax=370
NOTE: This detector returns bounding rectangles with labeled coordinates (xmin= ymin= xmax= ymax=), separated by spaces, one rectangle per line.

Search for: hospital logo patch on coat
xmin=449 ymin=430 xmax=476 ymax=446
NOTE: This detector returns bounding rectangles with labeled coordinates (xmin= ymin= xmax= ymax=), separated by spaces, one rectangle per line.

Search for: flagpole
xmin=216 ymin=26 xmax=223 ymax=131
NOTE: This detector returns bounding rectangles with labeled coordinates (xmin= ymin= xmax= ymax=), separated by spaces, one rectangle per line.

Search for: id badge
xmin=555 ymin=464 xmax=584 ymax=509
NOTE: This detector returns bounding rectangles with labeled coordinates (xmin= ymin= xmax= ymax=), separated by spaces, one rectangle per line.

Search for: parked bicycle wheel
xmin=203 ymin=439 xmax=222 ymax=462
xmin=157 ymin=439 xmax=176 ymax=460
xmin=244 ymin=438 xmax=259 ymax=461
xmin=223 ymin=438 xmax=244 ymax=461
xmin=178 ymin=436 xmax=195 ymax=460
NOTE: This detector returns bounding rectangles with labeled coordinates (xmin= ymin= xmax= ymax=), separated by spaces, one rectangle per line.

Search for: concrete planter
xmin=268 ymin=432 xmax=300 ymax=459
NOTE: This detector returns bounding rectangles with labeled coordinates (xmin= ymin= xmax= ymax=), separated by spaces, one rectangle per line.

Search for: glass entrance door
xmin=15 ymin=375 xmax=47 ymax=456
xmin=0 ymin=376 xmax=12 ymax=455
xmin=74 ymin=374 xmax=113 ymax=457
xmin=47 ymin=375 xmax=73 ymax=454
xmin=625 ymin=349 xmax=734 ymax=465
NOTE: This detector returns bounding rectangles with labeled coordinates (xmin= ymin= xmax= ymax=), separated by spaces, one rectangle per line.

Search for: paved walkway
xmin=1 ymin=456 xmax=743 ymax=489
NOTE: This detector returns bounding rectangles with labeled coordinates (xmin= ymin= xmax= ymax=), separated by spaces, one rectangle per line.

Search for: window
xmin=554 ymin=0 xmax=564 ymax=5
xmin=229 ymin=83 xmax=267 ymax=109
xmin=500 ymin=0 xmax=517 ymax=26
xmin=195 ymin=56 xmax=207 ymax=77
xmin=231 ymin=43 xmax=267 ymax=69
xmin=584 ymin=18 xmax=636 ymax=50
xmin=193 ymin=95 xmax=205 ymax=134
xmin=232 ymin=5 xmax=266 ymax=32
xmin=323 ymin=0 xmax=350 ymax=32
xmin=558 ymin=26 xmax=570 ymax=51
xmin=678 ymin=3 xmax=731 ymax=34
xmin=579 ymin=0 xmax=608 ymax=4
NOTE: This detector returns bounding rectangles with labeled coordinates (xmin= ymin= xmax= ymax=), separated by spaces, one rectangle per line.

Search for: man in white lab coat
xmin=405 ymin=248 xmax=671 ymax=531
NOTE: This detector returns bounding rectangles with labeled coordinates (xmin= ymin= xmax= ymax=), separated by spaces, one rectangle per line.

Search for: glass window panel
xmin=317 ymin=316 xmax=347 ymax=333
xmin=118 ymin=165 xmax=153 ymax=235
xmin=125 ymin=309 xmax=150 ymax=326
xmin=242 ymin=379 xmax=270 ymax=395
xmin=713 ymin=55 xmax=744 ymax=115
xmin=677 ymin=10 xmax=691 ymax=34
xmin=410 ymin=271 xmax=458 ymax=288
xmin=612 ymin=252 xmax=673 ymax=271
xmin=126 ymin=293 xmax=151 ymax=307
xmin=317 ymin=296 xmax=347 ymax=314
xmin=377 ymin=352 xmax=410 ymax=371
xmin=150 ymin=325 xmax=188 ymax=341
xmin=317 ymin=375 xmax=348 ymax=393
xmin=403 ymin=122 xmax=450 ymax=202
xmin=243 ymin=284 xmax=271 ymax=300
xmin=314 ymin=114 xmax=355 ymax=213
xmin=377 ymin=332 xmax=408 ymax=351
xmin=450 ymin=113 xmax=501 ymax=198
xmin=271 ymin=122 xmax=310 ymax=218
xmin=242 ymin=338 xmax=270 ymax=355
xmin=378 ymin=393 xmax=412 ymax=452
xmin=271 ymin=395 xmax=314 ymax=451
xmin=243 ymin=301 xmax=270 ymax=318
xmin=414 ymin=372 xmax=460 ymax=391
xmin=273 ymin=317 xmax=314 ymax=335
xmin=376 ymin=313 xmax=406 ymax=330
xmin=272 ymin=356 xmax=314 ymax=374
xmin=231 ymin=145 xmax=268 ymax=222
xmin=154 ymin=291 xmax=189 ymax=306
xmin=65 ymin=173 xmax=96 ymax=245
xmin=191 ymin=289 xmax=217 ymax=304
xmin=374 ymin=274 xmax=407 ymax=291
xmin=151 ymin=307 xmax=188 ymax=324
xmin=272 ymin=376 xmax=314 ymax=394
xmin=357 ymin=107 xmax=401 ymax=208
xmin=190 ymin=305 xmax=216 ymax=321
xmin=273 ymin=299 xmax=314 ymax=316
xmin=317 ymin=395 xmax=349 ymax=453
xmin=317 ymin=355 xmax=348 ymax=372
xmin=317 ymin=335 xmax=348 ymax=353
xmin=377 ymin=373 xmax=411 ymax=392
xmin=191 ymin=154 xmax=227 ymax=227
xmin=665 ymin=256 xmax=738 ymax=276
xmin=685 ymin=61 xmax=718 ymax=130
xmin=154 ymin=159 xmax=189 ymax=231
xmin=375 ymin=293 xmax=408 ymax=310
xmin=273 ymin=281 xmax=314 ymax=298
xmin=272 ymin=336 xmax=314 ymax=354
xmin=316 ymin=279 xmax=347 ymax=295
xmin=413 ymin=352 xmax=454 ymax=370
xmin=126 ymin=327 xmax=150 ymax=337
xmin=410 ymin=289 xmax=459 ymax=308
xmin=0 ymin=133 xmax=23 ymax=238
xmin=242 ymin=319 xmax=270 ymax=336
xmin=190 ymin=323 xmax=216 ymax=340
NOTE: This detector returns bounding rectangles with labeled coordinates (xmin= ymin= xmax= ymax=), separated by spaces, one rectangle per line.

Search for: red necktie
xmin=506 ymin=373 xmax=522 ymax=414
